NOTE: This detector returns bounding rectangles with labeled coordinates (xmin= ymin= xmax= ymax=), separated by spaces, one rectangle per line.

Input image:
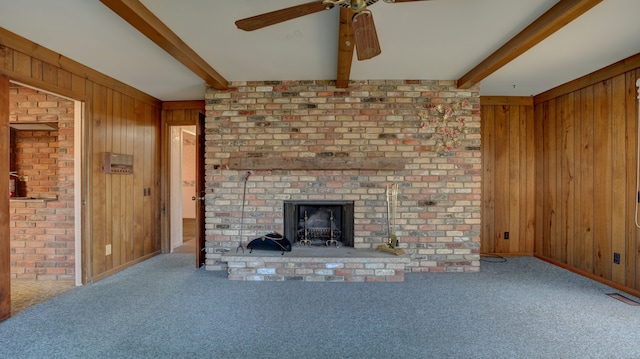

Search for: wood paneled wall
xmin=481 ymin=97 xmax=535 ymax=255
xmin=89 ymin=85 xmax=162 ymax=281
xmin=534 ymin=56 xmax=640 ymax=292
xmin=0 ymin=27 xmax=163 ymax=284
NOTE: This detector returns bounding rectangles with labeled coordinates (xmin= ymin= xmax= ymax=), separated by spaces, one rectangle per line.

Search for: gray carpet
xmin=1 ymin=254 xmax=640 ymax=359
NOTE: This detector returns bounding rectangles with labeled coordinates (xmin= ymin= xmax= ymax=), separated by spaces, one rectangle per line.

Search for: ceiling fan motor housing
xmin=327 ymin=0 xmax=380 ymax=12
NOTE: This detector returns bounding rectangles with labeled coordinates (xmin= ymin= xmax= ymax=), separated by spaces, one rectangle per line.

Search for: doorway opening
xmin=8 ymin=81 xmax=83 ymax=314
xmin=169 ymin=125 xmax=196 ymax=254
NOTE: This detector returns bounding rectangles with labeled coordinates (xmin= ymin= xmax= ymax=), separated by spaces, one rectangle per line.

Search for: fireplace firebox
xmin=283 ymin=201 xmax=354 ymax=247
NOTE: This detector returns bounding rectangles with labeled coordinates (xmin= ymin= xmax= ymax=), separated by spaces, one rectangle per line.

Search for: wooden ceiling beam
xmin=457 ymin=0 xmax=603 ymax=89
xmin=336 ymin=7 xmax=355 ymax=88
xmin=100 ymin=0 xmax=228 ymax=90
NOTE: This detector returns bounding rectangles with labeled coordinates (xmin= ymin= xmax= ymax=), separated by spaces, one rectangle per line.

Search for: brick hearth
xmin=223 ymin=247 xmax=410 ymax=282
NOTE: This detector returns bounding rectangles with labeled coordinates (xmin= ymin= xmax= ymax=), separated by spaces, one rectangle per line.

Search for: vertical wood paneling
xmin=534 ymin=101 xmax=545 ymax=255
xmin=534 ymin=64 xmax=640 ymax=295
xmin=0 ymin=46 xmax=12 ymax=70
xmin=481 ymin=106 xmax=495 ymax=253
xmin=111 ymin=91 xmax=123 ymax=269
xmin=494 ymin=106 xmax=509 ymax=252
xmin=57 ymin=69 xmax=72 ymax=91
xmin=151 ymin=106 xmax=162 ymax=253
xmin=133 ymin=100 xmax=145 ymax=260
xmin=13 ymin=52 xmax=30 ymax=76
xmin=30 ymin=59 xmax=42 ymax=81
xmin=42 ymin=62 xmax=57 ymax=86
xmin=592 ymin=80 xmax=612 ymax=279
xmin=611 ymin=74 xmax=627 ymax=284
xmin=481 ymin=99 xmax=535 ymax=255
xmin=104 ymin=88 xmax=114 ymax=272
xmin=123 ymin=95 xmax=135 ymax=264
xmin=87 ymin=95 xmax=161 ymax=281
xmin=508 ymin=107 xmax=521 ymax=253
xmin=524 ymin=105 xmax=535 ymax=254
xmin=542 ymin=100 xmax=558 ymax=260
xmin=143 ymin=104 xmax=153 ymax=255
xmin=571 ymin=91 xmax=582 ymax=268
xmin=579 ymin=87 xmax=594 ymax=271
xmin=91 ymin=84 xmax=107 ymax=276
xmin=560 ymin=93 xmax=575 ymax=265
xmin=625 ymin=71 xmax=639 ymax=289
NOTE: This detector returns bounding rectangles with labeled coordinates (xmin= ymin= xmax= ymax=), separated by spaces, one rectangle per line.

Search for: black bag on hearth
xmin=247 ymin=232 xmax=292 ymax=255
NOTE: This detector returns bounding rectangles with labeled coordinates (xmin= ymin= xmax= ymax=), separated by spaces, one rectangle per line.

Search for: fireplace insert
xmin=283 ymin=201 xmax=354 ymax=247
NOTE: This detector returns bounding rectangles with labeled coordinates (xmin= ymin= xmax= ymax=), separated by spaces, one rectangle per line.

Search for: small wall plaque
xmin=103 ymin=152 xmax=133 ymax=174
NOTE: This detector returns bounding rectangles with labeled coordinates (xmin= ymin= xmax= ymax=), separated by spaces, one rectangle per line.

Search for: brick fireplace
xmin=204 ymin=79 xmax=481 ymax=276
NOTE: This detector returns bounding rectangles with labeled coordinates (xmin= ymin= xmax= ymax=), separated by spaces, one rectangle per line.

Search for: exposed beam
xmin=457 ymin=0 xmax=603 ymax=89
xmin=100 ymin=0 xmax=228 ymax=90
xmin=336 ymin=7 xmax=354 ymax=88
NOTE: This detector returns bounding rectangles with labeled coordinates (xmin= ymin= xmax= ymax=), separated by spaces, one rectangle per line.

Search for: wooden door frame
xmin=160 ymin=101 xmax=205 ymax=267
xmin=0 ymin=75 xmax=86 ymax=320
xmin=0 ymin=74 xmax=11 ymax=321
xmin=195 ymin=112 xmax=205 ymax=267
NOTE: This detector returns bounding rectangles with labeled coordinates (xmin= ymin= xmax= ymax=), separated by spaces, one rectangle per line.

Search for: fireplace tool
xmin=325 ymin=210 xmax=339 ymax=247
xmin=377 ymin=183 xmax=404 ymax=255
xmin=299 ymin=211 xmax=312 ymax=246
xmin=236 ymin=171 xmax=251 ymax=253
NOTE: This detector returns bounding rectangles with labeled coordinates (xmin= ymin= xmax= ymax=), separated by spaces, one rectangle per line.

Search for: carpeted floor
xmin=9 ymin=218 xmax=197 ymax=314
xmin=2 ymin=255 xmax=640 ymax=358
xmin=10 ymin=280 xmax=75 ymax=315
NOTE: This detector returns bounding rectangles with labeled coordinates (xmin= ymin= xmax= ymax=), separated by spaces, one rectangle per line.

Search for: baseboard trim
xmin=535 ymin=254 xmax=640 ymax=300
xmin=91 ymin=251 xmax=161 ymax=283
xmin=481 ymin=252 xmax=533 ymax=257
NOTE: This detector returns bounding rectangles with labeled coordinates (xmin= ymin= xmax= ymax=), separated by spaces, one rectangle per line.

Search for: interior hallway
xmin=173 ymin=218 xmax=195 ymax=254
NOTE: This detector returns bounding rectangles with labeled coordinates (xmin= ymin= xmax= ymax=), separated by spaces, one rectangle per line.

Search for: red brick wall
xmin=204 ymin=80 xmax=482 ymax=273
xmin=9 ymin=86 xmax=75 ymax=280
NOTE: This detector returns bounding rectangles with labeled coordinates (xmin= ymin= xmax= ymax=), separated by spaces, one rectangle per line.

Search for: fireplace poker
xmin=389 ymin=183 xmax=398 ymax=247
xmin=386 ymin=184 xmax=392 ymax=240
xmin=236 ymin=171 xmax=251 ymax=253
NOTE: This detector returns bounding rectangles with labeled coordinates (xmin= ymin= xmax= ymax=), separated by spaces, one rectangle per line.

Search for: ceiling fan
xmin=235 ymin=0 xmax=431 ymax=61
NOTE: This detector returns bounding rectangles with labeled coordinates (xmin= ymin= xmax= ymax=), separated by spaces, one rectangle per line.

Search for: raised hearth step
xmin=222 ymin=247 xmax=410 ymax=282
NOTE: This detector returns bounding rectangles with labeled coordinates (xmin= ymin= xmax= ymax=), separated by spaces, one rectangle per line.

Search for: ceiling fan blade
xmin=352 ymin=11 xmax=381 ymax=60
xmin=235 ymin=1 xmax=332 ymax=31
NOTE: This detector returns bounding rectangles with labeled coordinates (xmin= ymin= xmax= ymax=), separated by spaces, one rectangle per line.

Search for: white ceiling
xmin=1 ymin=0 xmax=639 ymax=101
